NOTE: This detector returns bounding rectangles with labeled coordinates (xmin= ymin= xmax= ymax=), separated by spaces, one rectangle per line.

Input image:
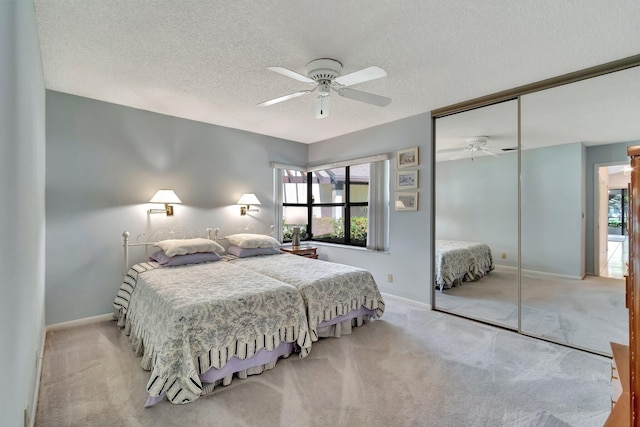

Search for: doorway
xmin=596 ymin=163 xmax=630 ymax=279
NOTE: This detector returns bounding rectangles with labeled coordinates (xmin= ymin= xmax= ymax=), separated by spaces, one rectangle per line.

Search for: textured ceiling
xmin=34 ymin=0 xmax=640 ymax=144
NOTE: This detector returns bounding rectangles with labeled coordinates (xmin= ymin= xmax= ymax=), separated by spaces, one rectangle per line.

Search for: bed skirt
xmin=316 ymin=307 xmax=376 ymax=338
xmin=145 ymin=342 xmax=295 ymax=407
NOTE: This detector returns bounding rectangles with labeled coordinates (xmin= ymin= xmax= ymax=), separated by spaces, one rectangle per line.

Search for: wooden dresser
xmin=608 ymin=342 xmax=631 ymax=425
xmin=606 ymin=145 xmax=640 ymax=426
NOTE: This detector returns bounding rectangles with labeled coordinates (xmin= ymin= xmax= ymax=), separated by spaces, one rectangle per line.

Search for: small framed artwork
xmin=397 ymin=146 xmax=419 ymax=169
xmin=396 ymin=170 xmax=418 ymax=190
xmin=395 ymin=192 xmax=418 ymax=211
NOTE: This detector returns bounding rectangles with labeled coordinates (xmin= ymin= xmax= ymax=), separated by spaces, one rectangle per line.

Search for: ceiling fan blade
xmin=268 ymin=66 xmax=316 ymax=84
xmin=480 ymin=147 xmax=499 ymax=157
xmin=256 ymin=90 xmax=312 ymax=107
xmin=337 ymin=87 xmax=391 ymax=107
xmin=437 ymin=147 xmax=467 ymax=153
xmin=334 ymin=66 xmax=387 ymax=87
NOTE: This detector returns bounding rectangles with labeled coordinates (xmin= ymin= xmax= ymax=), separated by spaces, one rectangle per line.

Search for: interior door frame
xmin=594 ymin=161 xmax=630 ymax=276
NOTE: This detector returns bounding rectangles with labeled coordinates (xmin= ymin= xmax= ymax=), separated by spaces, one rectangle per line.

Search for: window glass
xmin=311 ymin=168 xmax=344 ymax=203
xmin=311 ymin=206 xmax=343 ymax=241
xmin=349 ymin=206 xmax=368 ymax=244
xmin=349 ymin=183 xmax=369 ymax=203
xmin=349 ymin=164 xmax=370 ymax=203
xmin=282 ymin=169 xmax=307 ymax=204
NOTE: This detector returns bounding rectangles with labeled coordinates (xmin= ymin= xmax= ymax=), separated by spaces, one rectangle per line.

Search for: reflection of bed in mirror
xmin=435 ymin=240 xmax=494 ymax=289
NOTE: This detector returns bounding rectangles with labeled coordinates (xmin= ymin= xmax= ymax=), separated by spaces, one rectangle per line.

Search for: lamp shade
xmin=149 ymin=189 xmax=182 ymax=204
xmin=284 ymin=206 xmax=308 ymax=225
xmin=237 ymin=193 xmax=261 ymax=205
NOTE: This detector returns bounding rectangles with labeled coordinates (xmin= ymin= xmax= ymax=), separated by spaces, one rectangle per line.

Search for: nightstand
xmin=280 ymin=245 xmax=318 ymax=259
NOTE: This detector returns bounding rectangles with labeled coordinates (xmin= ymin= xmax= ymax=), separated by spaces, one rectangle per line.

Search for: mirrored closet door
xmin=434 ymin=100 xmax=519 ymax=330
xmin=433 ymin=62 xmax=640 ymax=355
xmin=519 ymin=65 xmax=640 ymax=354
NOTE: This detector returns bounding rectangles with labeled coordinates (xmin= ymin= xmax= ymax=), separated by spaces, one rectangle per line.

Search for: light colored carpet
xmin=36 ymin=299 xmax=612 ymax=427
xmin=436 ymin=265 xmax=628 ymax=355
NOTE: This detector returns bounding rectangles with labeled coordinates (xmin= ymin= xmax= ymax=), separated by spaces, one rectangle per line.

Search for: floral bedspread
xmin=112 ymin=261 xmax=311 ymax=404
xmin=230 ymin=253 xmax=385 ymax=341
xmin=435 ymin=240 xmax=495 ymax=289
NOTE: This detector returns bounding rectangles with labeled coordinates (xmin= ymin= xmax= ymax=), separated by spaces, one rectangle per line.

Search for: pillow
xmin=154 ymin=238 xmax=225 ymax=257
xmin=226 ymin=233 xmax=281 ymax=249
xmin=227 ymin=245 xmax=281 ymax=258
xmin=150 ymin=250 xmax=221 ymax=266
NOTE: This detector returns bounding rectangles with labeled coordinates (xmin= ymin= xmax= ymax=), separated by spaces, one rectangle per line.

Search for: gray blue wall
xmin=0 ymin=1 xmax=46 ymax=425
xmin=46 ymin=91 xmax=308 ymax=324
xmin=309 ymin=114 xmax=432 ymax=305
xmin=436 ymin=152 xmax=519 ymax=268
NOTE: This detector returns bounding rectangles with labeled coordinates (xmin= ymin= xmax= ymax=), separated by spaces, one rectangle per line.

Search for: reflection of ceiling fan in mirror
xmin=438 ymin=136 xmax=499 ymax=160
xmin=257 ymin=58 xmax=391 ymax=119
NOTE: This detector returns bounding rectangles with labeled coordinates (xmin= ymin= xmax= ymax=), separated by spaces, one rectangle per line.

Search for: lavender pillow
xmin=227 ymin=245 xmax=281 ymax=258
xmin=150 ymin=250 xmax=221 ymax=266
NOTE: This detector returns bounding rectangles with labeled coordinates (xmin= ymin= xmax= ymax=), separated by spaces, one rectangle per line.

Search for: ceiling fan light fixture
xmin=318 ymin=81 xmax=331 ymax=95
xmin=466 ymin=136 xmax=489 ymax=146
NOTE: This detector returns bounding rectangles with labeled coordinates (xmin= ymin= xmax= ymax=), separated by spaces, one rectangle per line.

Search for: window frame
xmin=282 ymin=165 xmax=369 ymax=247
xmin=274 ymin=154 xmax=389 ymax=252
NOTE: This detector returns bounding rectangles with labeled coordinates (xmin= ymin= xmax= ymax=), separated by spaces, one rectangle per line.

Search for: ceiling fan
xmin=257 ymin=58 xmax=391 ymax=119
xmin=437 ymin=136 xmax=499 ymax=160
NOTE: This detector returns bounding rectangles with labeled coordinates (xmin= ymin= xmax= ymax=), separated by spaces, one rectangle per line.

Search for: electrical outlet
xmin=387 ymin=274 xmax=393 ymax=283
xmin=501 ymin=252 xmax=507 ymax=259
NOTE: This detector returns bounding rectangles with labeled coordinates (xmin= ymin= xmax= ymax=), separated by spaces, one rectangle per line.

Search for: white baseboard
xmin=29 ymin=329 xmax=46 ymax=427
xmin=381 ymin=292 xmax=431 ymax=311
xmin=46 ymin=313 xmax=114 ymax=332
xmin=496 ymin=264 xmax=583 ymax=281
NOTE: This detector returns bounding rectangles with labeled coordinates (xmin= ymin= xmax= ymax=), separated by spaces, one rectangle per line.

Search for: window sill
xmin=305 ymin=240 xmax=389 ymax=254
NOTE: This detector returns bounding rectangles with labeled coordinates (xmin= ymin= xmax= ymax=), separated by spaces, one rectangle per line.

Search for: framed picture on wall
xmin=396 ymin=170 xmax=418 ymax=189
xmin=397 ymin=146 xmax=419 ymax=169
xmin=395 ymin=192 xmax=418 ymax=211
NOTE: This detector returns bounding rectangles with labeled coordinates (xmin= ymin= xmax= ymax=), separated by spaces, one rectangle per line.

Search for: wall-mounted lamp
xmin=148 ymin=189 xmax=182 ymax=216
xmin=284 ymin=206 xmax=308 ymax=248
xmin=237 ymin=193 xmax=261 ymax=216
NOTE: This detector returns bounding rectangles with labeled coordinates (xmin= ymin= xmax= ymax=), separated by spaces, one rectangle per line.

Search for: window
xmin=308 ymin=165 xmax=369 ymax=246
xmin=282 ymin=169 xmax=308 ymax=242
xmin=278 ymin=157 xmax=388 ymax=251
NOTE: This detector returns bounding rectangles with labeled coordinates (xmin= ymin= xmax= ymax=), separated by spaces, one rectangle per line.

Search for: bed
xmin=228 ymin=250 xmax=385 ymax=341
xmin=435 ymin=240 xmax=494 ymax=290
xmin=113 ymin=229 xmax=312 ymax=406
